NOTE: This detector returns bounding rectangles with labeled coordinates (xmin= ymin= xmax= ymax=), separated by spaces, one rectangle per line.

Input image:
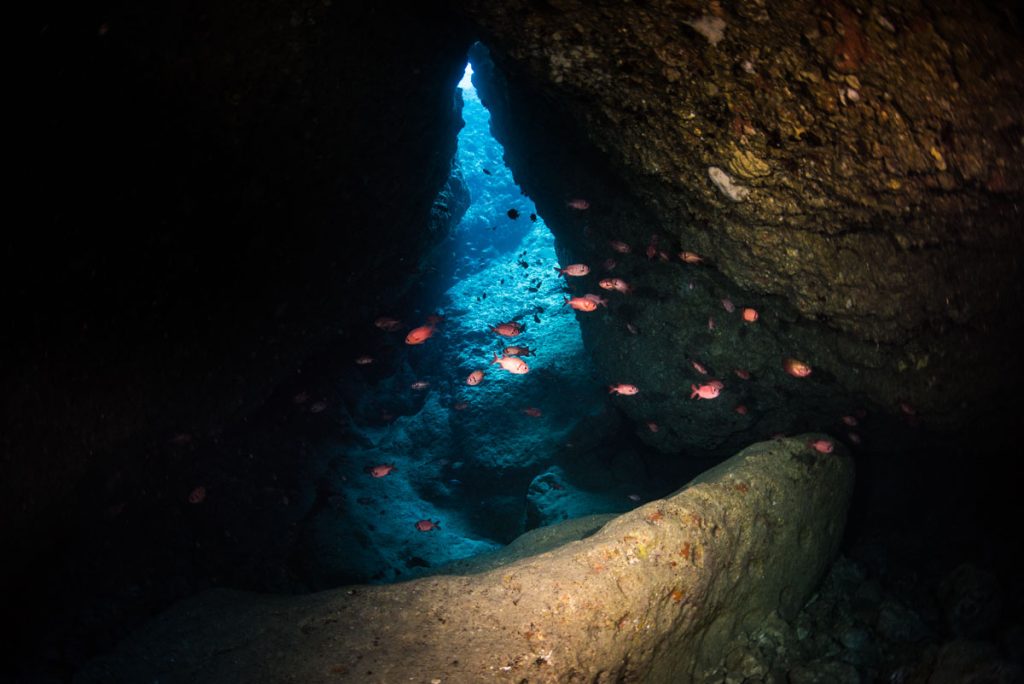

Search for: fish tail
xmin=690 ymin=384 xmax=697 ymax=399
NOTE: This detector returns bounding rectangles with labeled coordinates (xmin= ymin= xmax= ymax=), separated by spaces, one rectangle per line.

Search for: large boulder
xmin=78 ymin=435 xmax=853 ymax=682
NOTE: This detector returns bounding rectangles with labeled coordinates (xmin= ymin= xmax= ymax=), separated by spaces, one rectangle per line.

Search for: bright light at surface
xmin=458 ymin=63 xmax=474 ymax=91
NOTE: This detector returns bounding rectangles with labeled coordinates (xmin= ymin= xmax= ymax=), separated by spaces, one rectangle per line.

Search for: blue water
xmin=319 ymin=64 xmax=665 ymax=582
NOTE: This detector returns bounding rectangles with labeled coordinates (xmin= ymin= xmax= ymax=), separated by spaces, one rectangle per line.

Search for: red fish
xmin=415 ymin=519 xmax=441 ymax=532
xmin=609 ymin=240 xmax=631 ymax=254
xmin=783 ymin=358 xmax=813 ymax=378
xmin=410 ymin=381 xmax=430 ymax=391
xmin=564 ymin=296 xmax=598 ymax=312
xmin=366 ymin=463 xmax=397 ymax=478
xmin=679 ymin=251 xmax=703 ymax=264
xmin=690 ymin=383 xmax=721 ymax=400
xmin=169 ymin=432 xmax=192 ymax=446
xmin=583 ymin=293 xmax=609 ymax=307
xmin=847 ymin=432 xmax=862 ymax=445
xmin=374 ymin=317 xmax=402 ymax=332
xmin=405 ymin=324 xmax=436 ymax=345
xmin=188 ymin=486 xmax=207 ymax=504
xmin=603 ymin=258 xmax=617 ymax=271
xmin=599 ymin=278 xmax=632 ymax=294
xmin=354 ymin=355 xmax=374 ymax=365
xmin=721 ymin=298 xmax=735 ymax=313
xmin=466 ymin=370 xmax=484 ymax=385
xmin=734 ymin=404 xmax=748 ymax=415
xmin=708 ymin=316 xmax=716 ymax=331
xmin=691 ymin=360 xmax=708 ymax=375
xmin=646 ymin=235 xmax=659 ymax=260
xmin=453 ymin=402 xmax=469 ymax=411
xmin=492 ymin=353 xmax=529 ymax=374
xmin=555 ymin=264 xmax=590 ymax=277
xmin=646 ymin=421 xmax=659 ymax=433
xmin=490 ymin=321 xmax=523 ymax=337
xmin=503 ymin=346 xmax=534 ymax=357
xmin=567 ymin=198 xmax=590 ymax=210
xmin=734 ymin=368 xmax=751 ymax=380
xmin=609 ymin=384 xmax=639 ymax=395
xmin=626 ymin=323 xmax=639 ymax=335
xmin=742 ymin=308 xmax=758 ymax=323
xmin=841 ymin=415 xmax=858 ymax=427
xmin=522 ymin=407 xmax=542 ymax=417
xmin=808 ymin=439 xmax=834 ymax=454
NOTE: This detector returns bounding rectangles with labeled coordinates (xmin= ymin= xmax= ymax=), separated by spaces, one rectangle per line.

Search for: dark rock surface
xmin=458 ymin=0 xmax=1024 ymax=424
xmin=7 ymin=0 xmax=472 ymax=546
xmin=77 ymin=436 xmax=854 ymax=683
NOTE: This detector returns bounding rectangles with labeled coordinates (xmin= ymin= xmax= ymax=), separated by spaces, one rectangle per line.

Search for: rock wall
xmin=78 ymin=435 xmax=854 ymax=683
xmin=457 ymin=0 xmax=1024 ymax=425
xmin=5 ymin=1 xmax=472 ymax=546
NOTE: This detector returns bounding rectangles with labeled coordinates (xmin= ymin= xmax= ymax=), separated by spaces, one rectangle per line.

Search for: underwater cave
xmin=6 ymin=1 xmax=1024 ymax=681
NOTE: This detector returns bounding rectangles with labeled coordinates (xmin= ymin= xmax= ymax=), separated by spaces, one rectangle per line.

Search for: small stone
xmin=708 ymin=166 xmax=751 ymax=201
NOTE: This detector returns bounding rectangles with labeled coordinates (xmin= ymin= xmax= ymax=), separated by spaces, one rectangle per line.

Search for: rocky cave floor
xmin=12 ymin=338 xmax=1023 ymax=683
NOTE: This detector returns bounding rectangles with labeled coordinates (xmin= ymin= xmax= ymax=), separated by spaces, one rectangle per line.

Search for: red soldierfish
xmin=721 ymin=298 xmax=735 ymax=313
xmin=679 ymin=251 xmax=703 ymax=264
xmin=690 ymin=383 xmax=721 ymax=400
xmin=599 ymin=278 xmax=632 ymax=294
xmin=609 ymin=384 xmax=639 ymax=395
xmin=410 ymin=381 xmax=430 ymax=390
xmin=691 ymin=360 xmax=708 ymax=375
xmin=415 ymin=519 xmax=441 ymax=532
xmin=567 ymin=198 xmax=590 ymax=210
xmin=808 ymin=439 xmax=834 ymax=454
xmin=564 ymin=296 xmax=598 ymax=312
xmin=405 ymin=324 xmax=436 ymax=345
xmin=583 ymin=293 xmax=608 ymax=307
xmin=522 ymin=407 xmax=542 ymax=417
xmin=466 ymin=370 xmax=484 ymax=385
xmin=609 ymin=240 xmax=631 ymax=254
xmin=742 ymin=308 xmax=758 ymax=322
xmin=490 ymin=321 xmax=523 ymax=337
xmin=783 ymin=358 xmax=813 ymax=377
xmin=355 ymin=355 xmax=374 ymax=365
xmin=555 ymin=264 xmax=590 ymax=277
xmin=492 ymin=353 xmax=529 ymax=374
xmin=503 ymin=346 xmax=533 ymax=357
xmin=366 ymin=463 xmax=397 ymax=478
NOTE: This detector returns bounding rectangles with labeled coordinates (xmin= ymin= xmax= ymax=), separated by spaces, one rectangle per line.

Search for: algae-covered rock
xmin=78 ymin=435 xmax=853 ymax=682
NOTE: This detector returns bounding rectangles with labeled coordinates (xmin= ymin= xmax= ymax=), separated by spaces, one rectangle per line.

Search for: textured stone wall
xmin=458 ymin=0 xmax=1024 ymax=425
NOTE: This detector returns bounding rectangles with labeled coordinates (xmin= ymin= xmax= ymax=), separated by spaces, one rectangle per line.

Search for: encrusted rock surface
xmin=78 ymin=435 xmax=853 ymax=682
xmin=458 ymin=0 xmax=1024 ymax=422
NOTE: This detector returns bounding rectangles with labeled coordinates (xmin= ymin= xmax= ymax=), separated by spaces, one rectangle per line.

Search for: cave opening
xmin=327 ymin=51 xmax=698 ymax=585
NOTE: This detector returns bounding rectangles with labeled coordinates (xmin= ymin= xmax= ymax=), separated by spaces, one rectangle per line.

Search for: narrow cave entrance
xmin=327 ymin=53 xmax=692 ymax=585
